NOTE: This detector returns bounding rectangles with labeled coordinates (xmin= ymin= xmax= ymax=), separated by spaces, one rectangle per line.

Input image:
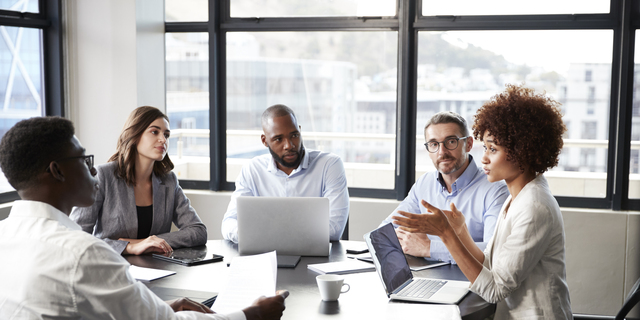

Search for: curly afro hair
xmin=473 ymin=84 xmax=566 ymax=175
xmin=0 ymin=117 xmax=75 ymax=191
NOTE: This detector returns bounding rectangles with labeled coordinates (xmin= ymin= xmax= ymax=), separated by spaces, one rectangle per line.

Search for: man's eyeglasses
xmin=424 ymin=137 xmax=470 ymax=153
xmin=46 ymin=155 xmax=94 ymax=172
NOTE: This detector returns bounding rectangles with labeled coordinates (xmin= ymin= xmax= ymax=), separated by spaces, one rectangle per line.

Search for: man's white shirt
xmin=0 ymin=200 xmax=245 ymax=320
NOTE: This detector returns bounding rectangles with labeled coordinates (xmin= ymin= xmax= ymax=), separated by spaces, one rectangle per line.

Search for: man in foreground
xmin=0 ymin=116 xmax=288 ymax=319
xmin=380 ymin=111 xmax=508 ymax=263
xmin=222 ymin=104 xmax=350 ymax=243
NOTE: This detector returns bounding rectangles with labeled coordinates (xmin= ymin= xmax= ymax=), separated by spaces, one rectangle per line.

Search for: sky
xmin=439 ymin=30 xmax=615 ymax=74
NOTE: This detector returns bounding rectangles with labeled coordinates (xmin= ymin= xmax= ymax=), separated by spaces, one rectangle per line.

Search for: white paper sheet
xmin=128 ymin=265 xmax=176 ymax=281
xmin=212 ymin=251 xmax=277 ymax=314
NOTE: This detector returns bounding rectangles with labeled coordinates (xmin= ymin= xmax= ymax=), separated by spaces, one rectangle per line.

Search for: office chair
xmin=616 ymin=276 xmax=640 ymax=320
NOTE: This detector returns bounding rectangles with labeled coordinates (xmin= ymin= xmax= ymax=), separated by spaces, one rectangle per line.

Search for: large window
xmin=225 ymin=31 xmax=397 ymax=189
xmin=165 ymin=32 xmax=210 ymax=181
xmin=629 ymin=29 xmax=640 ymax=200
xmin=415 ymin=30 xmax=612 ymax=198
xmin=230 ymin=0 xmax=396 ymax=17
xmin=0 ymin=0 xmax=63 ymax=198
xmin=421 ymin=0 xmax=609 ymax=16
xmin=165 ymin=1 xmax=640 ymax=210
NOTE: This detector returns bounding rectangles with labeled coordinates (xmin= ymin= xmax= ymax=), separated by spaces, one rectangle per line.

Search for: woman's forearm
xmin=455 ymin=224 xmax=486 ymax=265
xmin=440 ymin=227 xmax=484 ymax=283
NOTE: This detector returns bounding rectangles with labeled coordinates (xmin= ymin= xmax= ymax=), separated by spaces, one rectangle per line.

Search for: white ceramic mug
xmin=316 ymin=274 xmax=350 ymax=301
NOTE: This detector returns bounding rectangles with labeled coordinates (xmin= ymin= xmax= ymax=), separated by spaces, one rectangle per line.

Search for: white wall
xmin=134 ymin=0 xmax=166 ymax=109
xmin=64 ymin=0 xmax=165 ymax=165
xmin=60 ymin=1 xmax=639 ymax=318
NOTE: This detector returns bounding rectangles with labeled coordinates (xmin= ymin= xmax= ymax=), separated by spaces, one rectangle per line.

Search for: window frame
xmin=166 ymin=0 xmax=640 ymax=211
xmin=0 ymin=0 xmax=64 ymax=203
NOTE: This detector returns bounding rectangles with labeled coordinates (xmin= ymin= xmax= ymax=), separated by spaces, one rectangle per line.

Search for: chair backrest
xmin=616 ymin=277 xmax=640 ymax=320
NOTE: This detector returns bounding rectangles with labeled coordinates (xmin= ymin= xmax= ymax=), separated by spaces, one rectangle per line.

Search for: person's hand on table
xmin=243 ymin=290 xmax=289 ymax=320
xmin=167 ymin=297 xmax=214 ymax=313
xmin=121 ymin=235 xmax=173 ymax=255
xmin=396 ymin=228 xmax=431 ymax=257
xmin=393 ymin=200 xmax=452 ymax=237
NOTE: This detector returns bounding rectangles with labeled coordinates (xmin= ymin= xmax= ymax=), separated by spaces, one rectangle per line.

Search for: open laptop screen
xmin=367 ymin=223 xmax=413 ymax=295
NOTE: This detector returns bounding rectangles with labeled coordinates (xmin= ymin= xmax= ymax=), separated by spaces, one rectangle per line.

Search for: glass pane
xmin=226 ymin=31 xmax=398 ymax=189
xmin=0 ymin=26 xmax=44 ymax=192
xmin=0 ymin=0 xmax=39 ymax=13
xmin=629 ymin=30 xmax=640 ymax=199
xmin=231 ymin=0 xmax=396 ymax=17
xmin=423 ymin=0 xmax=608 ymax=16
xmin=165 ymin=0 xmax=207 ymax=22
xmin=165 ymin=33 xmax=210 ymax=181
xmin=416 ymin=30 xmax=613 ymax=198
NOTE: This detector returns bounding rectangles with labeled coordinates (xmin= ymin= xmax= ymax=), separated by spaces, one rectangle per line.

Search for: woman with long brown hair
xmin=71 ymin=106 xmax=207 ymax=255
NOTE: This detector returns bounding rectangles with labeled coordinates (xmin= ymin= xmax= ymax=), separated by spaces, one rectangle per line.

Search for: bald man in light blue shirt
xmin=222 ymin=105 xmax=349 ymax=243
xmin=380 ymin=111 xmax=508 ymax=263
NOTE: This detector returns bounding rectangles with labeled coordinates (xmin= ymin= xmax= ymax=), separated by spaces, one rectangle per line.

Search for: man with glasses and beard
xmin=0 ymin=117 xmax=288 ymax=319
xmin=222 ymin=104 xmax=349 ymax=243
xmin=380 ymin=111 xmax=508 ymax=263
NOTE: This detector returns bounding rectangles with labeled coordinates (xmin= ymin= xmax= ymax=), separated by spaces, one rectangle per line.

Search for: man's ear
xmin=47 ymin=162 xmax=65 ymax=182
xmin=261 ymin=134 xmax=268 ymax=147
xmin=465 ymin=136 xmax=473 ymax=152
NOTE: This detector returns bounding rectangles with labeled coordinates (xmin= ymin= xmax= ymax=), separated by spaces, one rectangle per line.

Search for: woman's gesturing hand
xmin=392 ymin=200 xmax=452 ymax=236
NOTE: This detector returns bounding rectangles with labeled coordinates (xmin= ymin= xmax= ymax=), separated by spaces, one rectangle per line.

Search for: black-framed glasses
xmin=46 ymin=155 xmax=94 ymax=172
xmin=424 ymin=137 xmax=470 ymax=153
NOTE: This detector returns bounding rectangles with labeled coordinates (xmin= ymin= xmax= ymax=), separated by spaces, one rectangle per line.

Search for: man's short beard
xmin=269 ymin=144 xmax=305 ymax=169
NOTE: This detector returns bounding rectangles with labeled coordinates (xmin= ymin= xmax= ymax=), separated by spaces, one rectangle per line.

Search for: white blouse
xmin=470 ymin=175 xmax=572 ymax=319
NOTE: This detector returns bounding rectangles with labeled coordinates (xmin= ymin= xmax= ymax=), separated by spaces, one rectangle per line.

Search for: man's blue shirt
xmin=222 ymin=150 xmax=350 ymax=243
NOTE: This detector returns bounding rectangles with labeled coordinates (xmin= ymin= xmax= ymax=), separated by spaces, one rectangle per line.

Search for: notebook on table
xmin=363 ymin=223 xmax=470 ymax=304
xmin=237 ymin=196 xmax=330 ymax=256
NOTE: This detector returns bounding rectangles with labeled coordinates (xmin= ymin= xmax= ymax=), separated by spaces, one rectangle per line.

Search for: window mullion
xmin=395 ymin=0 xmax=417 ymax=200
xmin=611 ymin=0 xmax=635 ymax=210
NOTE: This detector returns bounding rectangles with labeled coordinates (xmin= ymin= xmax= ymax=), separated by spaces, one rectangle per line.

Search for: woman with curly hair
xmin=393 ymin=84 xmax=572 ymax=319
xmin=70 ymin=106 xmax=207 ymax=255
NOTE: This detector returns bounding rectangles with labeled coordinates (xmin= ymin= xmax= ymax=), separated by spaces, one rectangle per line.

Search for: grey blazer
xmin=70 ymin=161 xmax=207 ymax=254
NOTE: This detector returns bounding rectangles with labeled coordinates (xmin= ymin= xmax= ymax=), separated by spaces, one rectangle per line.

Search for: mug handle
xmin=341 ymin=283 xmax=350 ymax=293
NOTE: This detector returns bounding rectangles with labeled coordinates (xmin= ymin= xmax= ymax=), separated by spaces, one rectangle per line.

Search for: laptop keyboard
xmin=397 ymin=279 xmax=447 ymax=299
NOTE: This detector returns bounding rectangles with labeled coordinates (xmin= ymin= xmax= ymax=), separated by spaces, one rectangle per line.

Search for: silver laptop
xmin=363 ymin=223 xmax=470 ymax=304
xmin=237 ymin=196 xmax=330 ymax=256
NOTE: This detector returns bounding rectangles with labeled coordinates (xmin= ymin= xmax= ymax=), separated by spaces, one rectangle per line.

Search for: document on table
xmin=307 ymin=259 xmax=375 ymax=274
xmin=212 ymin=251 xmax=277 ymax=314
xmin=128 ymin=265 xmax=176 ymax=281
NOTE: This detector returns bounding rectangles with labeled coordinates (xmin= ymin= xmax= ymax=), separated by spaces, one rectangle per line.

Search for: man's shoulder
xmin=61 ymin=226 xmax=113 ymax=250
xmin=246 ymin=153 xmax=272 ymax=166
xmin=37 ymin=222 xmax=121 ymax=262
xmin=307 ymin=150 xmax=343 ymax=165
xmin=415 ymin=170 xmax=439 ymax=185
xmin=468 ymin=165 xmax=507 ymax=191
xmin=238 ymin=153 xmax=272 ymax=174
